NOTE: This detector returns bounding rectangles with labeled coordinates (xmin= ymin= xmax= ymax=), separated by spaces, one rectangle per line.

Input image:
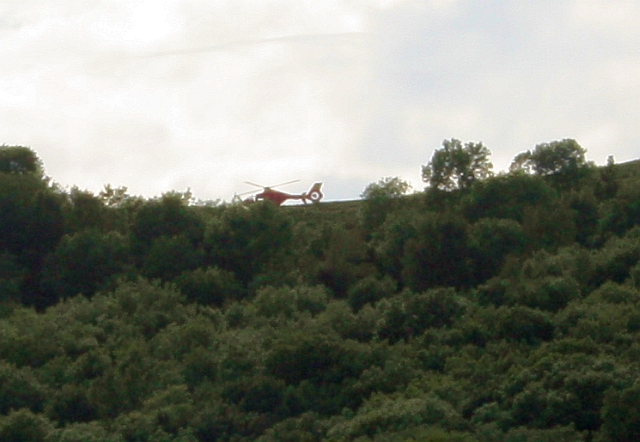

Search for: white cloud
xmin=570 ymin=0 xmax=640 ymax=38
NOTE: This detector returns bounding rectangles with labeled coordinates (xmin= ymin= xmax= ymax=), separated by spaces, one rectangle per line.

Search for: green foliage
xmin=359 ymin=177 xmax=412 ymax=233
xmin=45 ymin=384 xmax=97 ymax=425
xmin=368 ymin=215 xmax=412 ymax=284
xmin=104 ymin=278 xmax=195 ymax=339
xmin=206 ymin=202 xmax=294 ymax=289
xmin=253 ymin=285 xmax=328 ymax=320
xmin=600 ymin=382 xmax=640 ymax=442
xmin=502 ymin=351 xmax=629 ymax=434
xmin=494 ymin=306 xmax=555 ymax=345
xmin=599 ymin=183 xmax=640 ymax=236
xmin=0 ymin=361 xmax=47 ymax=414
xmin=0 ymin=408 xmax=53 ymax=442
xmin=0 ymin=173 xmax=64 ymax=257
xmin=175 ymin=266 xmax=242 ymax=306
xmin=317 ymin=301 xmax=377 ymax=342
xmin=589 ymin=227 xmax=640 ymax=288
xmin=361 ymin=177 xmax=411 ymax=200
xmin=62 ymin=187 xmax=109 ymax=233
xmin=2 ymin=142 xmax=640 ymax=441
xmin=347 ymin=274 xmax=397 ymax=312
xmin=141 ymin=234 xmax=205 ymax=281
xmin=265 ymin=331 xmax=373 ymax=414
xmin=555 ymin=300 xmax=637 ymax=344
xmin=566 ymin=189 xmax=600 ymax=246
xmin=510 ymin=139 xmax=586 ymax=175
xmin=0 ymin=145 xmax=43 ymax=175
xmin=510 ymin=139 xmax=593 ymax=189
xmin=256 ymin=412 xmax=327 ymax=442
xmin=0 ymin=252 xmax=26 ymax=304
xmin=468 ymin=218 xmax=527 ymax=284
xmin=41 ymin=230 xmax=131 ymax=300
xmin=375 ymin=289 xmax=465 ymax=343
xmin=463 ymin=172 xmax=557 ymax=222
xmin=314 ymin=222 xmax=372 ymax=298
xmin=595 ymin=155 xmax=619 ymax=200
xmin=131 ymin=192 xmax=205 ymax=253
xmin=500 ymin=425 xmax=584 ymax=442
xmin=0 ymin=307 xmax=65 ymax=367
xmin=401 ymin=212 xmax=471 ymax=291
xmin=486 ymin=249 xmax=587 ymax=312
xmin=422 ymin=138 xmax=493 ymax=191
xmin=44 ymin=422 xmax=116 ymax=442
xmin=327 ymin=392 xmax=468 ymax=440
xmin=521 ymin=201 xmax=579 ymax=250
xmin=584 ymin=281 xmax=640 ymax=305
xmin=0 ymin=170 xmax=65 ymax=307
xmin=99 ymin=184 xmax=134 ymax=208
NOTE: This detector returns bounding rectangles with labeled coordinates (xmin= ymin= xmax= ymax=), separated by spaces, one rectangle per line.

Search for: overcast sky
xmin=2 ymin=0 xmax=639 ymax=202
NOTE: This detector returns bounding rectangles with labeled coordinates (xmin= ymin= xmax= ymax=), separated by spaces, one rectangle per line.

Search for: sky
xmin=1 ymin=0 xmax=639 ymax=203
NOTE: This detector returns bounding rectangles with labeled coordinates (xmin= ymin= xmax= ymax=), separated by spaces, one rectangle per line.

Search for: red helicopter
xmin=239 ymin=180 xmax=324 ymax=206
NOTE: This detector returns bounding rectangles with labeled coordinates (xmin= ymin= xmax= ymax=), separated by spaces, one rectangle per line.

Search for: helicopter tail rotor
xmin=304 ymin=182 xmax=323 ymax=203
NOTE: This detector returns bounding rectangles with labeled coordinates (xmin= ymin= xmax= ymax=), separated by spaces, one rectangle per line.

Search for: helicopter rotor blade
xmin=237 ymin=189 xmax=260 ymax=197
xmin=244 ymin=181 xmax=265 ymax=188
xmin=270 ymin=179 xmax=300 ymax=189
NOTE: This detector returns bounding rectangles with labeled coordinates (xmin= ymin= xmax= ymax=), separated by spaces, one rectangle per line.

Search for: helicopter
xmin=239 ymin=180 xmax=323 ymax=206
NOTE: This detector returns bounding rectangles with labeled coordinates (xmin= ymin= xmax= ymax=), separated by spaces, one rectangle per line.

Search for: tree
xmin=601 ymin=382 xmax=640 ymax=442
xmin=360 ymin=177 xmax=411 ymax=200
xmin=375 ymin=288 xmax=465 ymax=343
xmin=0 ymin=252 xmax=26 ymax=304
xmin=0 ymin=170 xmax=65 ymax=308
xmin=131 ymin=192 xmax=205 ymax=256
xmin=0 ymin=145 xmax=43 ymax=176
xmin=359 ymin=177 xmax=411 ymax=233
xmin=40 ymin=230 xmax=131 ymax=300
xmin=0 ymin=408 xmax=53 ymax=442
xmin=468 ymin=218 xmax=527 ymax=284
xmin=595 ymin=155 xmax=619 ymax=200
xmin=0 ymin=361 xmax=46 ymax=414
xmin=63 ymin=187 xmax=109 ymax=234
xmin=141 ymin=234 xmax=205 ymax=281
xmin=347 ymin=275 xmax=397 ymax=312
xmin=462 ymin=173 xmax=557 ymax=222
xmin=422 ymin=139 xmax=493 ymax=191
xmin=401 ymin=211 xmax=472 ymax=291
xmin=175 ymin=266 xmax=242 ymax=306
xmin=510 ymin=139 xmax=593 ymax=188
xmin=99 ymin=184 xmax=132 ymax=208
xmin=206 ymin=202 xmax=294 ymax=289
xmin=0 ymin=173 xmax=64 ymax=258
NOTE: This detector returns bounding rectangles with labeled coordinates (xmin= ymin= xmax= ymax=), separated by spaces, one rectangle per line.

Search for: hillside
xmin=1 ymin=144 xmax=640 ymax=441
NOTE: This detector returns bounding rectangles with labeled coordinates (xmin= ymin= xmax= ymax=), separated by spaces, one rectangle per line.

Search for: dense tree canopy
xmin=1 ymin=142 xmax=640 ymax=441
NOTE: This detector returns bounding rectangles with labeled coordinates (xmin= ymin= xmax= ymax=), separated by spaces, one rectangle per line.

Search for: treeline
xmin=1 ymin=141 xmax=640 ymax=441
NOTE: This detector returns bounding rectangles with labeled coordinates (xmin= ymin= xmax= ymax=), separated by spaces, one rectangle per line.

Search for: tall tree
xmin=422 ymin=139 xmax=493 ymax=191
